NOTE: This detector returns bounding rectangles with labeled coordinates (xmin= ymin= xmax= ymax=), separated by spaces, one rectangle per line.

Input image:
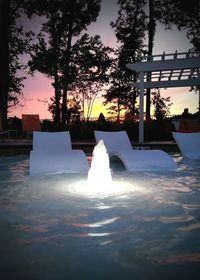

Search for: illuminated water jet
xmin=68 ymin=140 xmax=147 ymax=197
xmin=87 ymin=140 xmax=112 ymax=188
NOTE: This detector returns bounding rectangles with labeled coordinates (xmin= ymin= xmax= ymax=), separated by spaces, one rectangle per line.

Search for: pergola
xmin=127 ymin=51 xmax=200 ymax=143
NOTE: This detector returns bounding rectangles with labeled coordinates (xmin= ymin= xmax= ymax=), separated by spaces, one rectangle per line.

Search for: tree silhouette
xmin=0 ymin=0 xmax=32 ymax=128
xmin=152 ymin=89 xmax=172 ymax=120
xmin=105 ymin=0 xmax=147 ymax=121
xmin=71 ymin=33 xmax=112 ymax=121
xmin=28 ymin=0 xmax=101 ymax=127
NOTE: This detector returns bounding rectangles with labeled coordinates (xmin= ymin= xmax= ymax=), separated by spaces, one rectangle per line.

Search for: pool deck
xmin=0 ymin=139 xmax=179 ymax=156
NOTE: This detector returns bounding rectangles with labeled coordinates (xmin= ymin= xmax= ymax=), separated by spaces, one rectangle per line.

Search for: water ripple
xmin=159 ymin=215 xmax=194 ymax=223
xmin=178 ymin=223 xmax=200 ymax=231
xmin=153 ymin=253 xmax=200 ymax=264
xmin=72 ymin=217 xmax=120 ymax=228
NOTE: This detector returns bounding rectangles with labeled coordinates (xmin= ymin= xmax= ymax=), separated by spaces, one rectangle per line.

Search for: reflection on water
xmin=72 ymin=217 xmax=120 ymax=228
xmin=0 ymin=154 xmax=200 ymax=280
xmin=153 ymin=252 xmax=200 ymax=264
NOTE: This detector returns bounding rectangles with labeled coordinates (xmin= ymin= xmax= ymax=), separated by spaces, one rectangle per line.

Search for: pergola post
xmin=139 ymin=72 xmax=144 ymax=143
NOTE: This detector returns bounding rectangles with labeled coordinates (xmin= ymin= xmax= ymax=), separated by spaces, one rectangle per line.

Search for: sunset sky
xmin=9 ymin=0 xmax=199 ymax=120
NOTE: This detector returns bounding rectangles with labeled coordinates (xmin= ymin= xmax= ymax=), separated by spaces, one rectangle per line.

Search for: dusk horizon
xmin=7 ymin=0 xmax=199 ymax=121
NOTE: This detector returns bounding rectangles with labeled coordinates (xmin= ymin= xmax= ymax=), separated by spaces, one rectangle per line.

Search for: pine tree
xmin=105 ymin=0 xmax=147 ymax=121
xmin=152 ymin=89 xmax=172 ymax=120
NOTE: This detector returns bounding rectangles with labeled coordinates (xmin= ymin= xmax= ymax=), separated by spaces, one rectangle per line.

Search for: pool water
xmin=0 ymin=154 xmax=200 ymax=280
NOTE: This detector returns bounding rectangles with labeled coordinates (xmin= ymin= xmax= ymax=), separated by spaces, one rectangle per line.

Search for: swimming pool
xmin=0 ymin=154 xmax=200 ymax=280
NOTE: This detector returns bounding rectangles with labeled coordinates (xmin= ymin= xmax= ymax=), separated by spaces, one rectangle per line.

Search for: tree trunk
xmin=117 ymin=100 xmax=120 ymax=123
xmin=61 ymin=22 xmax=73 ymax=127
xmin=0 ymin=0 xmax=10 ymax=129
xmin=54 ymin=72 xmax=61 ymax=126
xmin=49 ymin=10 xmax=61 ymax=127
xmin=146 ymin=0 xmax=155 ymax=121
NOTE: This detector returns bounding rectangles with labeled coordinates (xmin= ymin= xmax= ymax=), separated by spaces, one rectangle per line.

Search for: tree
xmin=106 ymin=0 xmax=147 ymax=121
xmin=48 ymin=95 xmax=82 ymax=125
xmin=159 ymin=0 xmax=200 ymax=114
xmin=152 ymin=89 xmax=172 ymax=120
xmin=29 ymin=29 xmax=63 ymax=125
xmin=0 ymin=0 xmax=32 ymax=129
xmin=125 ymin=0 xmax=199 ymax=121
xmin=108 ymin=0 xmax=199 ymax=123
xmin=0 ymin=0 xmax=9 ymax=128
xmin=28 ymin=0 xmax=102 ymax=127
xmin=145 ymin=0 xmax=172 ymax=121
xmin=71 ymin=33 xmax=112 ymax=121
xmin=145 ymin=0 xmax=156 ymax=121
xmin=156 ymin=0 xmax=200 ymax=52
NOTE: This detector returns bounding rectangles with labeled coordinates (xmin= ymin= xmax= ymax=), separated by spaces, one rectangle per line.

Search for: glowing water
xmin=87 ymin=140 xmax=112 ymax=187
xmin=1 ymin=155 xmax=200 ymax=280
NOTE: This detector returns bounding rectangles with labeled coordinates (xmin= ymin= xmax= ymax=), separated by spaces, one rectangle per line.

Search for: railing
xmin=139 ymin=51 xmax=200 ymax=62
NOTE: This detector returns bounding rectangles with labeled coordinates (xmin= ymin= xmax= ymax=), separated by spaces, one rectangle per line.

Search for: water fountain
xmin=71 ymin=139 xmax=141 ymax=196
xmin=87 ymin=140 xmax=112 ymax=188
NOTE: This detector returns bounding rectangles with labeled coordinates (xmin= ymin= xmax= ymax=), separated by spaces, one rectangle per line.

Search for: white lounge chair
xmin=172 ymin=132 xmax=200 ymax=160
xmin=94 ymin=131 xmax=177 ymax=171
xmin=30 ymin=131 xmax=89 ymax=176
